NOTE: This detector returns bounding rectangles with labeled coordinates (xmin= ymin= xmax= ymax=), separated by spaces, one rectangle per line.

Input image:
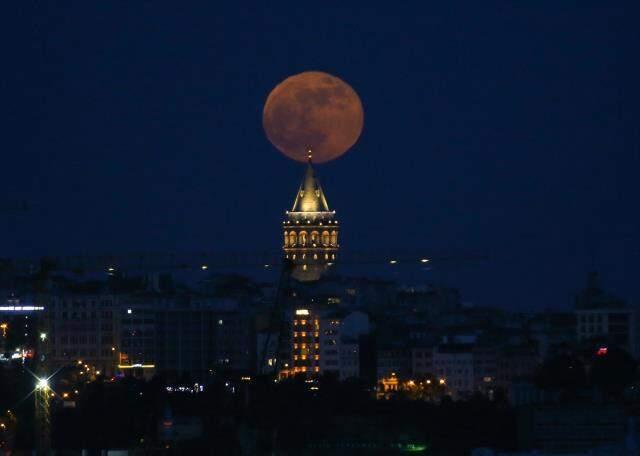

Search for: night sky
xmin=1 ymin=2 xmax=638 ymax=310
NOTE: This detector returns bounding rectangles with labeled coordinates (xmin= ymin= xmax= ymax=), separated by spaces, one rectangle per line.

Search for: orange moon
xmin=263 ymin=71 xmax=364 ymax=163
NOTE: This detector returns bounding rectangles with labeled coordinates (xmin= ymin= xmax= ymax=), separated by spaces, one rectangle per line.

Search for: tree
xmin=590 ymin=347 xmax=636 ymax=396
xmin=535 ymin=354 xmax=587 ymax=391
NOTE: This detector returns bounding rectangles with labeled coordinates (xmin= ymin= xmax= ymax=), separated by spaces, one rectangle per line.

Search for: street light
xmin=36 ymin=378 xmax=49 ymax=390
xmin=39 ymin=332 xmax=47 ymax=342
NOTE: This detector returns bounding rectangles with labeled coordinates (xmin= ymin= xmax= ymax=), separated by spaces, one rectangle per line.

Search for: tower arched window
xmin=299 ymin=231 xmax=308 ymax=247
xmin=321 ymin=231 xmax=330 ymax=246
xmin=330 ymin=230 xmax=338 ymax=246
xmin=284 ymin=232 xmax=289 ymax=247
xmin=311 ymin=231 xmax=319 ymax=245
xmin=289 ymin=231 xmax=297 ymax=246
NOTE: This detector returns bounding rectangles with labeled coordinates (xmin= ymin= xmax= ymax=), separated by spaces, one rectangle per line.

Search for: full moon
xmin=263 ymin=71 xmax=364 ymax=163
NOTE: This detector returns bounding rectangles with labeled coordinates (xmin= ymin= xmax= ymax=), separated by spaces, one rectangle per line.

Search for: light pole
xmin=34 ymin=377 xmax=51 ymax=455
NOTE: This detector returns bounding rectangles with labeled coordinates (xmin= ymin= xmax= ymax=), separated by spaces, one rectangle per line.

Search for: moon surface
xmin=263 ymin=71 xmax=364 ymax=163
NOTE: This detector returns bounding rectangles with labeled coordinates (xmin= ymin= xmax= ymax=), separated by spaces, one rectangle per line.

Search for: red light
xmin=596 ymin=346 xmax=608 ymax=356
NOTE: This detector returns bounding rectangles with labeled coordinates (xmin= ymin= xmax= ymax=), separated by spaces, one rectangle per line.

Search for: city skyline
xmin=1 ymin=3 xmax=639 ymax=453
xmin=1 ymin=2 xmax=638 ymax=312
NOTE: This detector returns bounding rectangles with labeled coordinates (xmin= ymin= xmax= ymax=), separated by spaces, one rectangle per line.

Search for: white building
xmin=575 ymin=273 xmax=638 ymax=358
xmin=433 ymin=345 xmax=474 ymax=399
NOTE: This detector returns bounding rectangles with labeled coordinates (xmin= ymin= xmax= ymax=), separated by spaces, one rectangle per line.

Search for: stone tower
xmin=283 ymin=151 xmax=339 ymax=281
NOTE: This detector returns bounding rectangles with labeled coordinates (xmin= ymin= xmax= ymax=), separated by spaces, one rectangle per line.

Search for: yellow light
xmin=36 ymin=378 xmax=49 ymax=390
xmin=439 ymin=378 xmax=445 ymax=385
xmin=111 ymin=347 xmax=116 ymax=351
xmin=62 ymin=392 xmax=69 ymax=398
xmin=96 ymin=371 xmax=101 ymax=375
xmin=77 ymin=360 xmax=83 ymax=365
xmin=426 ymin=379 xmax=431 ymax=384
xmin=295 ymin=309 xmax=309 ymax=316
xmin=117 ymin=364 xmax=155 ymax=369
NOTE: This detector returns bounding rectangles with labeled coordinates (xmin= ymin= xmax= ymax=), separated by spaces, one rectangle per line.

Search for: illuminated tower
xmin=283 ymin=150 xmax=339 ymax=282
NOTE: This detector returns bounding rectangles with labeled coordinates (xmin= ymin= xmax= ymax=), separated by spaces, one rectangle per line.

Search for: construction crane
xmin=259 ymin=258 xmax=294 ymax=379
xmin=3 ymin=249 xmax=487 ymax=276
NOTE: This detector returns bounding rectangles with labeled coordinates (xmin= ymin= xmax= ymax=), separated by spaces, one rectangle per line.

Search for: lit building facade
xmin=291 ymin=308 xmax=320 ymax=375
xmin=44 ymin=294 xmax=119 ymax=377
xmin=283 ymin=153 xmax=339 ymax=282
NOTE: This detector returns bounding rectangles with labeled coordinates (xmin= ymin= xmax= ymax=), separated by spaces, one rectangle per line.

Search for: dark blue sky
xmin=1 ymin=2 xmax=638 ymax=310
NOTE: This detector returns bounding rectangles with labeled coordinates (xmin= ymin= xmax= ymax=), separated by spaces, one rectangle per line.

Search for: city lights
xmin=0 ymin=306 xmax=44 ymax=312
xmin=36 ymin=378 xmax=49 ymax=390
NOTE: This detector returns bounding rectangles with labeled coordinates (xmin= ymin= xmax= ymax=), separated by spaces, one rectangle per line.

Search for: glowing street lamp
xmin=36 ymin=378 xmax=49 ymax=390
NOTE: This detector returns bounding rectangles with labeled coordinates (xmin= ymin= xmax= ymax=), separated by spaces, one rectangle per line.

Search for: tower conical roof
xmin=290 ymin=153 xmax=330 ymax=213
